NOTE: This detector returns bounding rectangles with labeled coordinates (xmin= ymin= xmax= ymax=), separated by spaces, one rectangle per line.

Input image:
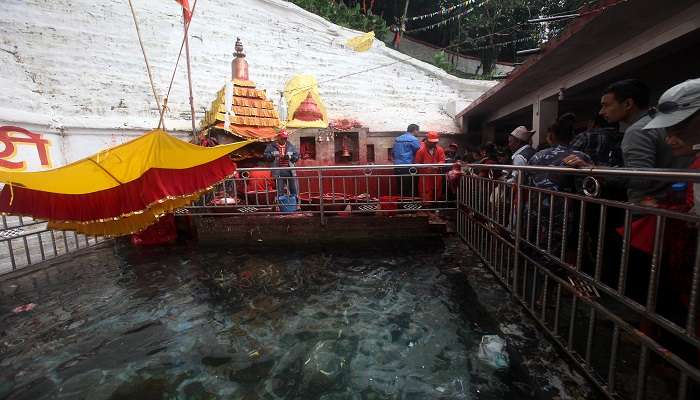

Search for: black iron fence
xmin=457 ymin=164 xmax=700 ymax=400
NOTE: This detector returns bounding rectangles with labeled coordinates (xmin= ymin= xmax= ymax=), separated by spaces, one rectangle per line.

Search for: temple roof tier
xmin=200 ymin=38 xmax=281 ymax=142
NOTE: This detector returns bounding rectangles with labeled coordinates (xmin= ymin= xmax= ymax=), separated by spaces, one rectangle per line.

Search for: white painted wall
xmin=396 ymin=36 xmax=514 ymax=76
xmin=0 ymin=0 xmax=494 ymax=169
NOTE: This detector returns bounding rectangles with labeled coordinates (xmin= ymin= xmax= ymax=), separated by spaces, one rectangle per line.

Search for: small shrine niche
xmin=299 ymin=136 xmax=317 ymax=160
xmin=334 ymin=132 xmax=359 ymax=164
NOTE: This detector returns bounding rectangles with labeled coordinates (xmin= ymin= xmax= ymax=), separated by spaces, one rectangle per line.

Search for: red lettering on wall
xmin=0 ymin=126 xmax=51 ymax=170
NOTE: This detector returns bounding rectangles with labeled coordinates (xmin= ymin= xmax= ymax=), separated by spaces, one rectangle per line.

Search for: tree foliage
xmin=290 ymin=0 xmax=389 ymax=38
xmin=292 ymin=1 xmax=594 ymax=77
xmin=433 ymin=50 xmax=455 ymax=74
xmin=447 ymin=0 xmax=592 ymax=75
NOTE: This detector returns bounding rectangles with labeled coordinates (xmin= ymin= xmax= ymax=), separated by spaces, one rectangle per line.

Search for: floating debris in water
xmin=478 ymin=335 xmax=510 ymax=369
xmin=12 ymin=303 xmax=36 ymax=314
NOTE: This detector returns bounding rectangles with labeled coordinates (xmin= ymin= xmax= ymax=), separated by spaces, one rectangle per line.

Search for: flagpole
xmin=399 ymin=0 xmax=410 ymax=47
xmin=183 ymin=10 xmax=197 ymax=139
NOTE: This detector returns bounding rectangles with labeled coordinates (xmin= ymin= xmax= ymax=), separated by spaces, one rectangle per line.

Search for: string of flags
xmin=406 ymin=0 xmax=480 ymax=22
xmin=459 ymin=36 xmax=532 ymax=52
xmin=406 ymin=5 xmax=478 ymax=33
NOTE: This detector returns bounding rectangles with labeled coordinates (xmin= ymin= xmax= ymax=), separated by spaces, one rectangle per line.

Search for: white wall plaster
xmin=0 ymin=0 xmax=494 ymax=166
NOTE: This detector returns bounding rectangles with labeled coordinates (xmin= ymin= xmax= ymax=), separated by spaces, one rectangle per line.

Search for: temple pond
xmin=0 ymin=238 xmax=592 ymax=399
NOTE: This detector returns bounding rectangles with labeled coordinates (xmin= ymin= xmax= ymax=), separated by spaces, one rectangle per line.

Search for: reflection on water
xmin=0 ymin=239 xmax=585 ymax=400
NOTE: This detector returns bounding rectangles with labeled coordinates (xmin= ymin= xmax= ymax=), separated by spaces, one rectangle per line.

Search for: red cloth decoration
xmin=176 ymin=0 xmax=192 ymax=23
xmin=616 ymin=215 xmax=657 ymax=254
xmin=0 ymin=157 xmax=235 ymax=223
xmin=131 ymin=214 xmax=177 ymax=246
xmin=329 ymin=119 xmax=363 ymax=131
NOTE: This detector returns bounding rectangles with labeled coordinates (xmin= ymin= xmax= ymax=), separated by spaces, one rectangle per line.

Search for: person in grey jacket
xmin=566 ymin=79 xmax=690 ymax=203
xmin=601 ymin=79 xmax=691 ymax=203
xmin=264 ymin=130 xmax=299 ymax=197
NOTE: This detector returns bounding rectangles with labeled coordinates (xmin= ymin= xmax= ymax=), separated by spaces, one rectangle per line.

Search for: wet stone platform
xmin=0 ymin=238 xmax=593 ymax=400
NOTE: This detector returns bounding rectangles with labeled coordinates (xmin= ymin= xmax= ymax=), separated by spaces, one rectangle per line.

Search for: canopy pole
xmin=183 ymin=12 xmax=197 ymax=139
xmin=127 ymin=0 xmax=162 ymax=129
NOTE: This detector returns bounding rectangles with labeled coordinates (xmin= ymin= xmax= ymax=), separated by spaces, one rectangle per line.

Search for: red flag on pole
xmin=175 ymin=0 xmax=191 ymax=23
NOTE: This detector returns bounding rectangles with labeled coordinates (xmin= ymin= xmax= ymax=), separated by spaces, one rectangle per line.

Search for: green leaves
xmin=448 ymin=0 xmax=589 ymax=75
xmin=433 ymin=50 xmax=455 ymax=74
xmin=290 ymin=0 xmax=389 ymax=39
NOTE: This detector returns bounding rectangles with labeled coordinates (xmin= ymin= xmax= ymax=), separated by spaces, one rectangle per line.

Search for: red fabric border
xmin=0 ymin=156 xmax=235 ymax=222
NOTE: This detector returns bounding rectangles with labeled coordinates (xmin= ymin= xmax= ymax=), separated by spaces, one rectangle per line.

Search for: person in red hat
xmin=264 ymin=129 xmax=299 ymax=198
xmin=414 ymin=131 xmax=446 ymax=204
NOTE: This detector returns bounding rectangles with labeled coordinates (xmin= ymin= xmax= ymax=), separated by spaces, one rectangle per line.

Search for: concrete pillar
xmin=358 ymin=128 xmax=368 ymax=163
xmin=532 ymin=94 xmax=559 ymax=148
xmin=481 ymin=125 xmax=496 ymax=144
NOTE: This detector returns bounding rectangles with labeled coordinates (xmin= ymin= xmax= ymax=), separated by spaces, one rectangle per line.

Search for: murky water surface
xmin=0 ymin=239 xmax=588 ymax=399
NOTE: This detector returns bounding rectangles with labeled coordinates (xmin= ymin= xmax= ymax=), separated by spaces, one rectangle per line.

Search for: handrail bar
xmin=465 ymin=173 xmax=700 ymax=223
xmin=234 ymin=163 xmax=700 ymax=181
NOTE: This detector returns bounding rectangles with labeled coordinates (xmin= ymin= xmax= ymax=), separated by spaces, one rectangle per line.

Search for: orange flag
xmin=175 ymin=0 xmax=191 ymax=23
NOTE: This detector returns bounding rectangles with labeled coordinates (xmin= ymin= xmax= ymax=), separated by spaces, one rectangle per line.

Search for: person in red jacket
xmin=415 ymin=131 xmax=446 ymax=204
xmin=644 ymin=79 xmax=700 ymax=345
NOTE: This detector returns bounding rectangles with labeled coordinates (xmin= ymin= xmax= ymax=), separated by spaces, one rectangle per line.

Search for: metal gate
xmin=457 ymin=165 xmax=700 ymax=400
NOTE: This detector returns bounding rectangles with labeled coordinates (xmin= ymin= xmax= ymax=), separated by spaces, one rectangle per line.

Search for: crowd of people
xmin=499 ymin=78 xmax=697 ymax=207
xmin=472 ymin=78 xmax=699 ymax=356
xmin=391 ymin=78 xmax=700 ymax=352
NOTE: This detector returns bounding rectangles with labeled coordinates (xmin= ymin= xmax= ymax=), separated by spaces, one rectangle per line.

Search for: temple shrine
xmin=199 ymin=38 xmax=281 ymax=162
xmin=199 ymin=38 xmax=443 ymax=169
xmin=194 ymin=38 xmax=460 ymax=215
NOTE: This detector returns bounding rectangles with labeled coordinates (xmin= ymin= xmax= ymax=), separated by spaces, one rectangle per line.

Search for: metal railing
xmin=4 ymin=160 xmax=698 ymax=398
xmin=0 ymin=215 xmax=106 ymax=276
xmin=457 ymin=164 xmax=700 ymax=400
xmin=186 ymin=163 xmax=458 ymax=222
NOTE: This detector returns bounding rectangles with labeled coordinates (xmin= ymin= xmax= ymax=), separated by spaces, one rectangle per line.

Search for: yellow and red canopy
xmin=0 ymin=129 xmax=251 ymax=236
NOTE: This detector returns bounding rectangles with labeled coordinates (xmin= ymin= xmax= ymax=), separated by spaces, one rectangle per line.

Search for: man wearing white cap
xmin=643 ymin=78 xmax=700 ymax=339
xmin=644 ymin=79 xmax=700 ymax=133
xmin=644 ymin=78 xmax=700 ymax=212
xmin=506 ymin=126 xmax=536 ymax=183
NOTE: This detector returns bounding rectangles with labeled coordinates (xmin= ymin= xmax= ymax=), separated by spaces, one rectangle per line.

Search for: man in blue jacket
xmin=392 ymin=124 xmax=421 ymax=197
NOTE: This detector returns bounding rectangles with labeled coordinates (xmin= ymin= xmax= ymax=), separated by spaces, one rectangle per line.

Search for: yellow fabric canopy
xmin=0 ymin=130 xmax=251 ymax=194
xmin=346 ymin=32 xmax=375 ymax=52
xmin=284 ymin=75 xmax=328 ymax=129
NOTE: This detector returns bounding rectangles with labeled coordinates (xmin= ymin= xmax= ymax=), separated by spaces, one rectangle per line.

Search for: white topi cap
xmin=509 ymin=126 xmax=535 ymax=142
